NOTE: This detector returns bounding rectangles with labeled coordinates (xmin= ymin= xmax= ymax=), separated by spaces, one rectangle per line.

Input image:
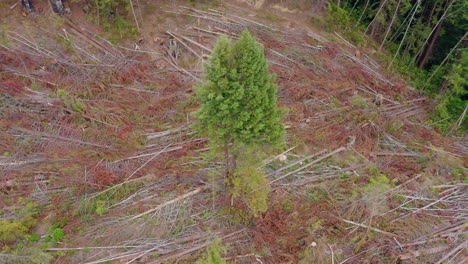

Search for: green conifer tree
xmin=197 ymin=238 xmax=227 ymax=264
xmin=193 ymin=30 xmax=285 ymax=214
xmin=193 ymin=29 xmax=284 ymax=157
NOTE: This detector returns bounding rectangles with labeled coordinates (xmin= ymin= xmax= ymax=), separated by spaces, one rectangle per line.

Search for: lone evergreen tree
xmin=193 ymin=30 xmax=285 ymax=215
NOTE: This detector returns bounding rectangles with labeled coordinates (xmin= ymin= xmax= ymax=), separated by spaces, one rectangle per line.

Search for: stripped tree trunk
xmin=379 ymin=0 xmax=401 ymax=51
xmin=417 ymin=21 xmax=443 ymax=68
xmin=50 ymin=0 xmax=65 ymax=15
xmin=423 ymin=31 xmax=468 ymax=88
xmin=388 ymin=0 xmax=421 ymax=69
xmin=21 ymin=0 xmax=35 ymax=13
xmin=356 ymin=0 xmax=370 ymax=26
xmin=414 ymin=0 xmax=456 ymax=68
xmin=364 ymin=0 xmax=389 ymax=37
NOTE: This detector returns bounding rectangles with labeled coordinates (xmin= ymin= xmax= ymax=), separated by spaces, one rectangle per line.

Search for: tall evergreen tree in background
xmin=333 ymin=0 xmax=467 ymax=131
xmin=193 ymin=30 xmax=285 ymax=216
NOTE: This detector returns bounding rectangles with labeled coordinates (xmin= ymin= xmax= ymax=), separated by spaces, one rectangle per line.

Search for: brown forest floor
xmin=0 ymin=0 xmax=466 ymax=263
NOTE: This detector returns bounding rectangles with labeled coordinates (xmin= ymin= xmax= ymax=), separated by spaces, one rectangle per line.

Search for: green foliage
xmin=361 ymin=174 xmax=393 ymax=216
xmin=187 ymin=0 xmax=219 ymax=4
xmin=341 ymin=0 xmax=467 ymax=130
xmin=56 ymin=89 xmax=87 ymax=113
xmin=389 ymin=119 xmax=404 ymax=132
xmin=193 ymin=30 xmax=285 ymax=147
xmin=350 ymin=95 xmax=367 ymax=108
xmin=48 ymin=228 xmax=64 ymax=243
xmin=0 ymin=220 xmax=29 ymax=242
xmin=311 ymin=3 xmax=364 ymax=45
xmin=0 ymin=201 xmax=40 ymax=243
xmin=75 ymin=182 xmax=141 ymax=216
xmin=197 ymin=238 xmax=227 ymax=264
xmin=95 ymin=200 xmax=108 ymax=216
xmin=231 ymin=148 xmax=271 ymax=217
xmin=327 ymin=3 xmax=351 ymax=31
xmin=88 ymin=0 xmax=138 ymax=41
xmin=102 ymin=15 xmax=138 ymax=41
xmin=0 ymin=248 xmax=54 ymax=264
xmin=193 ymin=30 xmax=284 ymax=215
xmin=435 ymin=50 xmax=468 ymax=131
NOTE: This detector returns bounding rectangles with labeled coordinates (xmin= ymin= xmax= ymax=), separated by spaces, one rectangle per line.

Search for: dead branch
xmin=307 ymin=32 xmax=328 ymax=43
xmin=268 ymin=149 xmax=328 ymax=177
xmin=228 ymin=13 xmax=276 ymax=31
xmin=334 ymin=32 xmax=356 ymax=49
xmin=12 ymin=126 xmax=110 ymax=149
xmin=145 ymin=126 xmax=186 ymax=140
xmin=162 ymin=57 xmax=201 ymax=82
xmin=115 ymin=147 xmax=183 ymax=162
xmin=129 ymin=0 xmax=140 ymax=31
xmin=398 ymin=245 xmax=451 ymax=260
xmin=371 ymin=152 xmax=421 ymax=157
xmin=345 ymin=54 xmax=394 ymax=86
xmin=128 ymin=185 xmax=209 ymax=221
xmin=267 ymin=48 xmax=298 ymax=65
xmin=147 ymin=229 xmax=246 ymax=264
xmin=271 ymin=147 xmax=346 ymax=184
xmin=356 ymin=86 xmax=399 ymax=105
xmin=124 ymin=144 xmax=175 ymax=181
xmin=166 ymin=31 xmax=203 ymax=60
xmin=338 ymin=218 xmax=397 ymax=237
xmin=171 ymin=32 xmax=212 ymax=53
xmin=261 ymin=146 xmax=297 ymax=167
xmin=0 ymin=159 xmax=56 ymax=167
xmin=164 ymin=11 xmax=238 ymax=27
xmin=192 ymin=26 xmax=225 ymax=37
xmin=64 ymin=18 xmax=121 ymax=57
xmin=109 ymin=84 xmax=160 ymax=95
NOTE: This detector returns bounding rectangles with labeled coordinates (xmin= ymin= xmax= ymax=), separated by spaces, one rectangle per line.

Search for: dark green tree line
xmin=335 ymin=0 xmax=467 ymax=130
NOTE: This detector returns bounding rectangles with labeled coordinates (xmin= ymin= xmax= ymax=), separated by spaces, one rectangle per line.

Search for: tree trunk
xmin=356 ymin=0 xmax=370 ymax=26
xmin=364 ymin=0 xmax=388 ymax=37
xmin=427 ymin=1 xmax=438 ymax=24
xmin=388 ymin=0 xmax=421 ymax=69
xmin=414 ymin=0 xmax=456 ymax=63
xmin=350 ymin=0 xmax=361 ymax=15
xmin=21 ymin=0 xmax=35 ymax=13
xmin=417 ymin=20 xmax=443 ymax=68
xmin=379 ymin=0 xmax=401 ymax=51
xmin=423 ymin=31 xmax=468 ymax=89
xmin=50 ymin=0 xmax=65 ymax=15
xmin=224 ymin=141 xmax=230 ymax=179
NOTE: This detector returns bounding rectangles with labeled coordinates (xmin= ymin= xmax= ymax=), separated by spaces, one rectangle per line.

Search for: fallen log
xmin=271 ymin=146 xmax=346 ymax=184
xmin=398 ymin=245 xmax=451 ymax=260
xmin=128 ymin=185 xmax=209 ymax=221
xmin=338 ymin=218 xmax=397 ymax=237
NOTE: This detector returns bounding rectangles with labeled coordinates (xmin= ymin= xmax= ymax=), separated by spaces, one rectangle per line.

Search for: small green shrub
xmin=231 ymin=165 xmax=271 ymax=217
xmin=48 ymin=228 xmax=64 ymax=243
xmin=326 ymin=3 xmax=351 ymax=31
xmin=0 ymin=220 xmax=29 ymax=242
xmin=88 ymin=0 xmax=138 ymax=42
xmin=361 ymin=174 xmax=393 ymax=216
xmin=197 ymin=237 xmax=227 ymax=264
xmin=0 ymin=201 xmax=40 ymax=243
xmin=389 ymin=119 xmax=404 ymax=132
xmin=351 ymin=95 xmax=367 ymax=108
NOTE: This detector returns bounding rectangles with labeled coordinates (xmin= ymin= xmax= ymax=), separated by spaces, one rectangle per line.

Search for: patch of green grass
xmin=389 ymin=119 xmax=404 ymax=132
xmin=351 ymin=95 xmax=367 ymax=108
xmin=74 ymin=182 xmax=141 ymax=216
xmin=261 ymin=13 xmax=285 ymax=23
